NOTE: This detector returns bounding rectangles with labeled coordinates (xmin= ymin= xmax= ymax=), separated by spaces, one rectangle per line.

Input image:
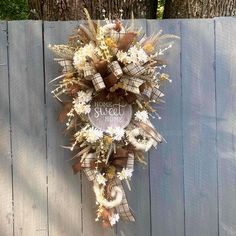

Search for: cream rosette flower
xmin=73 ymin=42 xmax=96 ymax=69
xmin=126 ymin=127 xmax=155 ymax=151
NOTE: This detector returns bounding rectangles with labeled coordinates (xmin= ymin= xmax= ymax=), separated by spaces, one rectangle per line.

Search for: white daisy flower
xmin=109 ymin=213 xmax=120 ymax=226
xmin=96 ymin=173 xmax=107 ymax=186
xmin=77 ymin=90 xmax=92 ymax=103
xmin=117 ymin=168 xmax=133 ymax=181
xmin=73 ymin=42 xmax=95 ymax=68
xmin=116 ymin=50 xmax=128 ymax=63
xmin=85 ymin=127 xmax=103 ymax=143
xmin=128 ymin=46 xmax=139 ymax=62
xmin=73 ymin=102 xmax=91 ymax=115
xmin=134 ymin=110 xmax=149 ymax=123
xmin=137 ymin=48 xmax=148 ymax=63
xmin=106 ymin=127 xmax=125 ymax=141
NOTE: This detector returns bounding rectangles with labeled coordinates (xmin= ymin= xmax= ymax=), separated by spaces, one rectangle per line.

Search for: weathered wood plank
xmin=0 ymin=21 xmax=13 ymax=236
xmin=148 ymin=19 xmax=184 ymax=236
xmin=8 ymin=21 xmax=48 ymax=235
xmin=215 ymin=17 xmax=236 ymax=236
xmin=44 ymin=21 xmax=82 ymax=236
xmin=117 ymin=19 xmax=151 ymax=236
xmin=181 ymin=19 xmax=218 ymax=236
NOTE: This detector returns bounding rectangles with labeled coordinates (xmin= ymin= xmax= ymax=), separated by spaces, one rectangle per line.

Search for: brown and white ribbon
xmin=151 ymin=87 xmax=164 ymax=101
xmin=56 ymin=59 xmax=73 ymax=74
xmin=83 ymin=62 xmax=96 ymax=80
xmin=123 ymin=63 xmax=145 ymax=77
xmin=92 ymin=73 xmax=106 ymax=91
xmin=107 ymin=61 xmax=123 ymax=78
xmin=121 ymin=76 xmax=144 ymax=94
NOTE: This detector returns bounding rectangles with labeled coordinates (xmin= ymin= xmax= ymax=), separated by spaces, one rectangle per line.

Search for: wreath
xmin=49 ymin=9 xmax=177 ymax=228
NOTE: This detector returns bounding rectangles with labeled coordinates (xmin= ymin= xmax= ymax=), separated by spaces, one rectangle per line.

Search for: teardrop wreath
xmin=49 ymin=9 xmax=178 ymax=228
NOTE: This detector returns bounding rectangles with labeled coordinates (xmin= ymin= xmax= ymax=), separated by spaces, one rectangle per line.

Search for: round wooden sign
xmin=88 ymin=98 xmax=132 ymax=131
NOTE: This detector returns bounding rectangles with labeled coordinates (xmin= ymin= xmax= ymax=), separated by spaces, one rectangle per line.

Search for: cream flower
xmin=106 ymin=127 xmax=125 ymax=141
xmin=85 ymin=127 xmax=103 ymax=143
xmin=77 ymin=90 xmax=92 ymax=103
xmin=116 ymin=50 xmax=128 ymax=63
xmin=117 ymin=46 xmax=148 ymax=65
xmin=109 ymin=213 xmax=120 ymax=226
xmin=73 ymin=91 xmax=92 ymax=115
xmin=73 ymin=102 xmax=91 ymax=115
xmin=117 ymin=168 xmax=133 ymax=181
xmin=139 ymin=49 xmax=148 ymax=63
xmin=96 ymin=173 xmax=107 ymax=186
xmin=73 ymin=42 xmax=95 ymax=68
xmin=134 ymin=110 xmax=149 ymax=123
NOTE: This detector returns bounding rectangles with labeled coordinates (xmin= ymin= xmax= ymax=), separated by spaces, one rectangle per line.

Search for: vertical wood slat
xmin=215 ymin=17 xmax=236 ymax=236
xmin=148 ymin=19 xmax=185 ymax=236
xmin=0 ymin=21 xmax=13 ymax=236
xmin=8 ymin=21 xmax=48 ymax=235
xmin=44 ymin=21 xmax=82 ymax=236
xmin=116 ymin=19 xmax=151 ymax=236
xmin=181 ymin=19 xmax=218 ymax=236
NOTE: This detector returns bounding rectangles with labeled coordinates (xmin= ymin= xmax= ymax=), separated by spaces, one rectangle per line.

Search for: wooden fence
xmin=0 ymin=18 xmax=236 ymax=236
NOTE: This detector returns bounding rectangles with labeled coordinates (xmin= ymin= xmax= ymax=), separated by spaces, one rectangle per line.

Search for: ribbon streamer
xmin=121 ymin=76 xmax=144 ymax=94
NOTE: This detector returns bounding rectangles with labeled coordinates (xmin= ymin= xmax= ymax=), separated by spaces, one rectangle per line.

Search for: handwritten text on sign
xmin=88 ymin=100 xmax=132 ymax=131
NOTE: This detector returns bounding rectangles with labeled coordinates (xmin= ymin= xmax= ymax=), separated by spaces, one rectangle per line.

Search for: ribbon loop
xmin=92 ymin=73 xmax=106 ymax=91
xmin=108 ymin=61 xmax=123 ymax=78
xmin=83 ymin=62 xmax=96 ymax=80
xmin=120 ymin=76 xmax=144 ymax=94
xmin=123 ymin=63 xmax=145 ymax=76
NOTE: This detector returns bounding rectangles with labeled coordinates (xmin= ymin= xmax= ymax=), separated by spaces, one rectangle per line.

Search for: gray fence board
xmin=148 ymin=19 xmax=185 ymax=236
xmin=0 ymin=21 xmax=13 ymax=236
xmin=216 ymin=17 xmax=236 ymax=236
xmin=181 ymin=19 xmax=218 ymax=236
xmin=8 ymin=21 xmax=48 ymax=235
xmin=44 ymin=21 xmax=82 ymax=236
